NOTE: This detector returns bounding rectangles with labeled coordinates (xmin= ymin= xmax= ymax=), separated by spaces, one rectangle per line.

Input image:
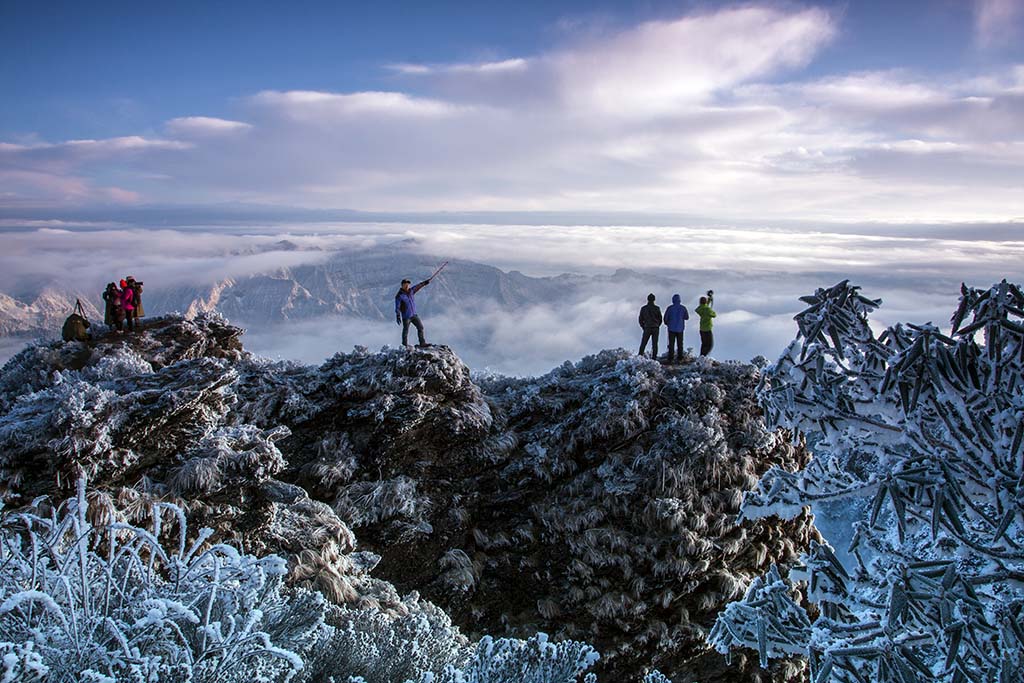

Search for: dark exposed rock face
xmin=0 ymin=314 xmax=816 ymax=681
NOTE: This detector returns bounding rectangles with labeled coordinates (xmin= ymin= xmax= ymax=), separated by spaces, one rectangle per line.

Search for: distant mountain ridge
xmin=0 ymin=241 xmax=681 ymax=340
xmin=0 ymin=286 xmax=100 ymax=337
xmin=142 ymin=241 xmax=679 ymax=325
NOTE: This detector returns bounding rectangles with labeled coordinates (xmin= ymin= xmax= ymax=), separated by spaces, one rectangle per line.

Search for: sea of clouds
xmin=2 ymin=220 xmax=1022 ymax=376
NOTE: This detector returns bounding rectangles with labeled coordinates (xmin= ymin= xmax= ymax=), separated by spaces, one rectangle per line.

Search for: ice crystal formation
xmin=0 ymin=313 xmax=817 ymax=681
xmin=712 ymin=280 xmax=1024 ymax=683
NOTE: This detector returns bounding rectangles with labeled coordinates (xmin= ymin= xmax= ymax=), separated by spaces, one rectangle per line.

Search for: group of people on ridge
xmin=638 ymin=290 xmax=716 ymax=361
xmin=392 ymin=268 xmax=718 ymax=362
xmin=392 ymin=269 xmax=719 ymax=361
xmin=102 ymin=276 xmax=144 ymax=333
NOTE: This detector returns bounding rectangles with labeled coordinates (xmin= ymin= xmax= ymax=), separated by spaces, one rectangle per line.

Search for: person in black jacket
xmin=638 ymin=293 xmax=662 ymax=359
xmin=102 ymin=282 xmax=123 ymax=332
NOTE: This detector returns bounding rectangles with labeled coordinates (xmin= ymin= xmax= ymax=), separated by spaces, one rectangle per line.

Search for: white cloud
xmin=166 ymin=116 xmax=253 ymax=136
xmin=251 ymin=90 xmax=466 ymax=119
xmin=0 ymin=136 xmax=190 ymax=160
xmin=0 ymin=135 xmax=191 ymax=204
xmin=772 ymin=71 xmax=947 ymax=109
xmin=63 ymin=136 xmax=190 ymax=152
xmin=550 ymin=6 xmax=836 ymax=116
xmin=390 ymin=6 xmax=836 ymax=117
xmin=390 ymin=58 xmax=530 ymax=76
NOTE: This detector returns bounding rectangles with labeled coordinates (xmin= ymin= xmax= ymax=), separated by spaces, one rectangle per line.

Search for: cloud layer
xmin=2 ymin=220 xmax=1020 ymax=375
xmin=2 ymin=3 xmax=1023 ymax=222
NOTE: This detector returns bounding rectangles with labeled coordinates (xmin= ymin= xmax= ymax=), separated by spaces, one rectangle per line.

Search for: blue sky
xmin=2 ymin=0 xmax=1023 ymax=223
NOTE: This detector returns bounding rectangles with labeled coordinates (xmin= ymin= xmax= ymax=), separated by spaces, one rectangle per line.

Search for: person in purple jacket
xmin=663 ymin=293 xmax=689 ymax=363
xmin=395 ymin=277 xmax=431 ymax=347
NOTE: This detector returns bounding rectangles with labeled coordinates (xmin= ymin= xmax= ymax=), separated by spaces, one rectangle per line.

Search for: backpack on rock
xmin=61 ymin=299 xmax=92 ymax=342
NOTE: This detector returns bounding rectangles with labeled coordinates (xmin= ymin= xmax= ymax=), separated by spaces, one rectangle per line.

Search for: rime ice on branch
xmin=712 ymin=280 xmax=1024 ymax=683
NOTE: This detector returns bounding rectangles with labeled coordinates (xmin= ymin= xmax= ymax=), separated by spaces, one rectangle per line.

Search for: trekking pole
xmin=429 ymin=261 xmax=450 ymax=280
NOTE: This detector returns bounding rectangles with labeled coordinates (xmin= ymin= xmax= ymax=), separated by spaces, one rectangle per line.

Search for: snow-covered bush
xmin=0 ymin=481 xmax=609 ymax=683
xmin=0 ymin=480 xmax=311 ymax=682
xmin=299 ymin=598 xmax=474 ymax=683
xmin=712 ymin=280 xmax=1024 ymax=682
xmin=443 ymin=633 xmax=598 ymax=683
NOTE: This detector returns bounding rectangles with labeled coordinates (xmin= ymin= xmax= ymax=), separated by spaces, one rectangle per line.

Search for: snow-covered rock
xmin=0 ymin=313 xmax=815 ymax=681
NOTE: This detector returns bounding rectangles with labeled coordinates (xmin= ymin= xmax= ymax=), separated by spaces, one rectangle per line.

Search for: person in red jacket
xmin=120 ymin=279 xmax=135 ymax=332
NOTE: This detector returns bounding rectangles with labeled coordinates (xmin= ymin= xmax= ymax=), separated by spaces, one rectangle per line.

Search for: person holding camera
xmin=695 ymin=289 xmax=716 ymax=357
xmin=125 ymin=276 xmax=144 ymax=325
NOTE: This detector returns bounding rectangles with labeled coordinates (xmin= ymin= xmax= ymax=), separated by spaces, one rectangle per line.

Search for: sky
xmin=2 ymin=0 xmax=1023 ymax=222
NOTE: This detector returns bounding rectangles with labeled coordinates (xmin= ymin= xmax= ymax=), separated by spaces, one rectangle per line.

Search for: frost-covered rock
xmin=0 ymin=313 xmax=817 ymax=681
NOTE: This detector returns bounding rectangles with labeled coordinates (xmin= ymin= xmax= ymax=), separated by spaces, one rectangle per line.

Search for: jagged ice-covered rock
xmin=0 ymin=312 xmax=819 ymax=682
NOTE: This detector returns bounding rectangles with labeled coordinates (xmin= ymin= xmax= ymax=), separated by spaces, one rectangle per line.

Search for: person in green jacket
xmin=695 ymin=290 xmax=716 ymax=356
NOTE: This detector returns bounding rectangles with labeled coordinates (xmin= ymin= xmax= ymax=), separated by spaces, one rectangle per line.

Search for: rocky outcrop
xmin=0 ymin=314 xmax=816 ymax=681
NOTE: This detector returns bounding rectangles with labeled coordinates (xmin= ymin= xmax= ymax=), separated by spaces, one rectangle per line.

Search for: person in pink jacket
xmin=120 ymin=279 xmax=135 ymax=332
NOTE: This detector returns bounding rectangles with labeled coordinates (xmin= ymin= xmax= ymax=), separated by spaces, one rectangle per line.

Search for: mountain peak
xmin=0 ymin=314 xmax=816 ymax=680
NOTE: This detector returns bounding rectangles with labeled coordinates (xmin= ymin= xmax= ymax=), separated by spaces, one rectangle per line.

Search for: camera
xmin=707 ymin=289 xmax=714 ymax=298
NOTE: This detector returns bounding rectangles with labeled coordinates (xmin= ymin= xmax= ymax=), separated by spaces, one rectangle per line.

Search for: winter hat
xmin=120 ymin=279 xmax=127 ymax=288
xmin=647 ymin=293 xmax=656 ymax=301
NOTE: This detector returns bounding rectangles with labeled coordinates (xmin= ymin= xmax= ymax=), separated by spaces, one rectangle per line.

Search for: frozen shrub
xmin=713 ymin=280 xmax=1024 ymax=683
xmin=0 ymin=481 xmax=608 ymax=683
xmin=298 ymin=598 xmax=472 ymax=683
xmin=429 ymin=633 xmax=598 ymax=683
xmin=0 ymin=481 xmax=311 ymax=682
